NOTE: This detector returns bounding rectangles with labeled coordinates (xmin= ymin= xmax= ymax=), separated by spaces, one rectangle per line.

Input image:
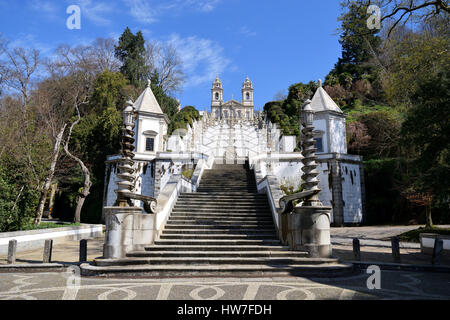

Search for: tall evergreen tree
xmin=115 ymin=27 xmax=148 ymax=88
xmin=328 ymin=1 xmax=381 ymax=82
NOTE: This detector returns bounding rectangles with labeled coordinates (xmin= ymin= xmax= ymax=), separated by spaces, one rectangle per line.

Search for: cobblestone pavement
xmin=0 ymin=270 xmax=449 ymax=300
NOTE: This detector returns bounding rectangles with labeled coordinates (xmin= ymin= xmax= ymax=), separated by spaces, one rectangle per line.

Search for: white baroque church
xmin=103 ymin=76 xmax=365 ymax=226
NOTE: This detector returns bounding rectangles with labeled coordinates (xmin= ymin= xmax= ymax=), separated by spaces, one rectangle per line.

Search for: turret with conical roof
xmin=134 ymin=79 xmax=170 ymax=155
xmin=309 ymin=79 xmax=347 ymax=154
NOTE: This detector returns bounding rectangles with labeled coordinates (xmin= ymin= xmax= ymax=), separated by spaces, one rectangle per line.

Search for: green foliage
xmin=115 ymin=27 xmax=148 ymax=88
xmin=169 ymin=105 xmax=201 ymax=135
xmin=332 ymin=1 xmax=381 ymax=81
xmin=363 ymin=158 xmax=409 ymax=224
xmin=263 ymin=81 xmax=317 ymax=138
xmin=21 ymin=222 xmax=81 ymax=231
xmin=397 ymin=227 xmax=450 ymax=243
xmin=401 ymin=71 xmax=450 ymax=205
xmin=0 ymin=164 xmax=39 ymax=232
xmin=89 ymin=71 xmax=130 ymax=113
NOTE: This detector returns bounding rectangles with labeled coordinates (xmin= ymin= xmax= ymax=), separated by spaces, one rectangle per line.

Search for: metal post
xmin=353 ymin=238 xmax=361 ymax=261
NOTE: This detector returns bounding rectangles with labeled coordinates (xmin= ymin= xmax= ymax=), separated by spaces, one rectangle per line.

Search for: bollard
xmin=79 ymin=239 xmax=87 ymax=263
xmin=391 ymin=236 xmax=401 ymax=263
xmin=353 ymin=238 xmax=361 ymax=261
xmin=43 ymin=239 xmax=53 ymax=263
xmin=7 ymin=240 xmax=17 ymax=264
xmin=432 ymin=238 xmax=443 ymax=265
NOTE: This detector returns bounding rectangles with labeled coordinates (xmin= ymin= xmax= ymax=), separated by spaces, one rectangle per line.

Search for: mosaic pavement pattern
xmin=0 ymin=270 xmax=449 ymax=300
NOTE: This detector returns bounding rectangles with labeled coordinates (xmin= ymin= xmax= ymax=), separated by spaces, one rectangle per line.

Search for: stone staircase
xmin=82 ymin=164 xmax=352 ymax=277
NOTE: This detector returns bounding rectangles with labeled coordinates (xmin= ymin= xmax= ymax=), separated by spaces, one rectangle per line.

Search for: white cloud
xmin=240 ymin=26 xmax=257 ymax=37
xmin=122 ymin=0 xmax=157 ymax=24
xmin=75 ymin=0 xmax=115 ymax=26
xmin=29 ymin=0 xmax=58 ymax=14
xmin=167 ymin=34 xmax=230 ymax=86
xmin=123 ymin=0 xmax=222 ymax=24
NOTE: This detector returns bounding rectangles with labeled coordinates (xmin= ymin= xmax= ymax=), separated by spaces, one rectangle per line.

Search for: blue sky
xmin=0 ymin=0 xmax=343 ymax=111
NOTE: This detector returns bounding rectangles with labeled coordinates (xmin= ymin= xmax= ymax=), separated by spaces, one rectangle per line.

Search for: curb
xmin=350 ymin=261 xmax=450 ymax=273
xmin=0 ymin=263 xmax=71 ymax=273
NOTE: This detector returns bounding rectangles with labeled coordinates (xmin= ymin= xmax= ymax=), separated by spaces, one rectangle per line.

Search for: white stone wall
xmin=329 ymin=116 xmax=347 ymax=154
xmin=136 ymin=116 xmax=164 ymax=153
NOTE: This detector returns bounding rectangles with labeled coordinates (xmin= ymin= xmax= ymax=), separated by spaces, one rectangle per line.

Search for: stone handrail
xmin=277 ymin=190 xmax=319 ymax=214
xmin=120 ymin=192 xmax=157 ymax=214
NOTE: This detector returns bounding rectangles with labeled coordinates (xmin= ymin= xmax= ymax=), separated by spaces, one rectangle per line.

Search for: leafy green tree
xmin=89 ymin=71 xmax=130 ymax=114
xmin=169 ymin=106 xmax=201 ymax=135
xmin=115 ymin=27 xmax=148 ymax=88
xmin=331 ymin=1 xmax=381 ymax=81
xmin=401 ymin=71 xmax=450 ymax=225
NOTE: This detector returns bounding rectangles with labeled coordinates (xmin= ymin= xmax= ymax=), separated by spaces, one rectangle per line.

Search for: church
xmin=102 ymin=76 xmax=365 ymax=227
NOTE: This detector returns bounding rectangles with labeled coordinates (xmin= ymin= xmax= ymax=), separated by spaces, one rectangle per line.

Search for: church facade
xmin=103 ymin=76 xmax=365 ymax=226
xmin=211 ymin=76 xmax=255 ymax=121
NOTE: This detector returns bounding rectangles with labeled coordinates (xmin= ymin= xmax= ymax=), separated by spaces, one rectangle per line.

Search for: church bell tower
xmin=241 ymin=76 xmax=254 ymax=108
xmin=211 ymin=76 xmax=224 ymax=107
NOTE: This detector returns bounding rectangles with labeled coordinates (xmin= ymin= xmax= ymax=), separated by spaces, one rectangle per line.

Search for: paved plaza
xmin=0 ymin=270 xmax=449 ymax=300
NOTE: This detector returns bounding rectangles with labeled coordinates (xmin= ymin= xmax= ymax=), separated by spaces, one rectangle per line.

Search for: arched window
xmin=246 ymin=92 xmax=250 ymax=100
xmin=215 ymin=92 xmax=219 ymax=100
xmin=224 ymin=111 xmax=228 ymax=118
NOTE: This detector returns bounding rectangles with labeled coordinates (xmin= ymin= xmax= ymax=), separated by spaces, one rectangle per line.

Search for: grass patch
xmin=21 ymin=222 xmax=82 ymax=231
xmin=397 ymin=227 xmax=450 ymax=243
xmin=182 ymin=168 xmax=194 ymax=180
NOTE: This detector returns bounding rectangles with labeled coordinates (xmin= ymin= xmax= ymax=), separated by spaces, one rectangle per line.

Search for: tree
xmin=115 ymin=27 xmax=148 ymax=88
xmin=401 ymin=71 xmax=450 ymax=225
xmin=145 ymin=41 xmax=185 ymax=95
xmin=380 ymin=20 xmax=449 ymax=107
xmin=376 ymin=0 xmax=450 ymax=36
xmin=331 ymin=1 xmax=382 ymax=81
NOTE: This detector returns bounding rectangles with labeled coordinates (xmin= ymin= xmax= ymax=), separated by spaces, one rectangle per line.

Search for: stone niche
xmin=103 ymin=207 xmax=155 ymax=259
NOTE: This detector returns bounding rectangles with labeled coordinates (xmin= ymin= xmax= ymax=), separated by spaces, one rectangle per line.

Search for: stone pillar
xmin=330 ymin=159 xmax=344 ymax=226
xmin=154 ymin=160 xmax=163 ymax=199
xmin=287 ymin=206 xmax=332 ymax=258
xmin=7 ymin=240 xmax=17 ymax=264
xmin=103 ymin=207 xmax=155 ymax=259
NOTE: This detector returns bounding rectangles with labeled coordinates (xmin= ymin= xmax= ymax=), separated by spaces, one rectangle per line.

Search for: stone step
xmin=166 ymin=219 xmax=273 ymax=226
xmin=159 ymin=234 xmax=277 ymax=240
xmin=170 ymin=214 xmax=272 ymax=220
xmin=81 ymin=263 xmax=354 ymax=277
xmin=179 ymin=193 xmax=266 ymax=198
xmin=164 ymin=224 xmax=276 ymax=230
xmin=174 ymin=201 xmax=269 ymax=207
xmin=154 ymin=239 xmax=282 ymax=246
xmin=161 ymin=229 xmax=277 ymax=235
xmin=171 ymin=209 xmax=271 ymax=214
xmin=127 ymin=251 xmax=307 ymax=258
xmin=94 ymin=256 xmax=339 ymax=267
xmin=173 ymin=204 xmax=270 ymax=210
xmin=144 ymin=245 xmax=289 ymax=252
xmin=169 ymin=215 xmax=272 ymax=221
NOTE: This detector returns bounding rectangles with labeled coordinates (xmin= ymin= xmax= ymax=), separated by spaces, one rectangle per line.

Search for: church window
xmin=237 ymin=110 xmax=242 ymax=118
xmin=224 ymin=111 xmax=228 ymax=118
xmin=246 ymin=111 xmax=250 ymax=119
xmin=314 ymin=137 xmax=324 ymax=153
xmin=146 ymin=138 xmax=155 ymax=152
xmin=215 ymin=92 xmax=219 ymax=100
xmin=246 ymin=92 xmax=250 ymax=100
xmin=215 ymin=110 xmax=220 ymax=118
